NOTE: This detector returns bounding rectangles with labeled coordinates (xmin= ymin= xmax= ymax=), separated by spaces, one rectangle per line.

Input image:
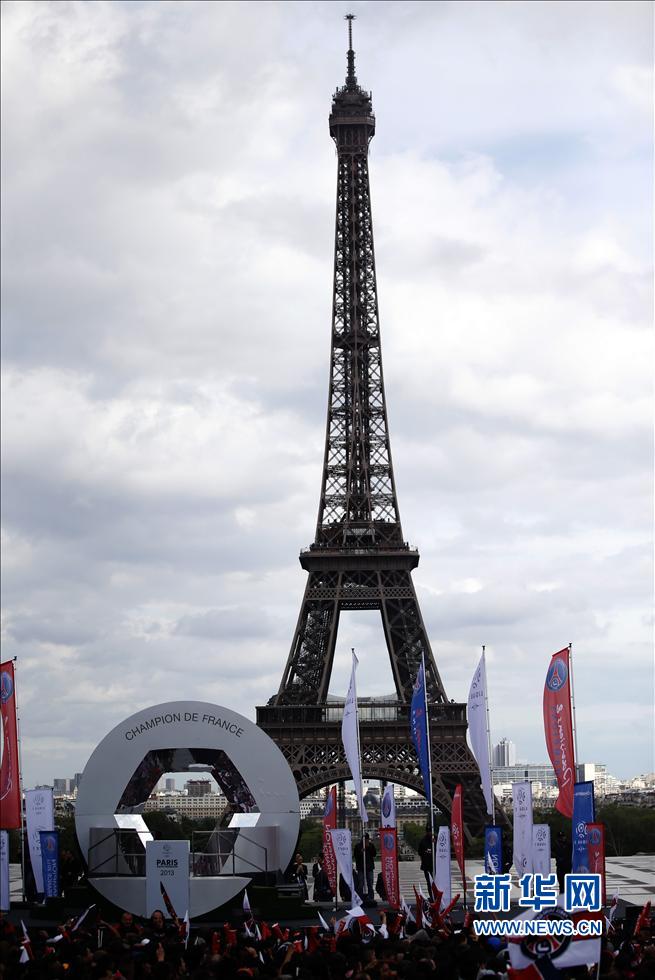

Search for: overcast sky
xmin=2 ymin=0 xmax=653 ymax=790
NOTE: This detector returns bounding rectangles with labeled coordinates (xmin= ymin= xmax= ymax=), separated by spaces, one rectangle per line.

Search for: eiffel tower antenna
xmin=257 ymin=19 xmax=497 ymax=836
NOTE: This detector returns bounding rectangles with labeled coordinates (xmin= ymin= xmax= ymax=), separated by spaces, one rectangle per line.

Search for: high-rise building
xmin=165 ymin=778 xmax=176 ymax=792
xmin=185 ymin=779 xmax=211 ymax=797
xmin=493 ymin=738 xmax=516 ymax=767
xmin=53 ymin=778 xmax=68 ymax=795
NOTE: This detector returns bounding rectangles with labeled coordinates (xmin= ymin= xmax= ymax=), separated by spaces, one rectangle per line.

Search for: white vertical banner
xmin=328 ymin=828 xmax=361 ymax=906
xmin=145 ymin=840 xmax=190 ymax=917
xmin=467 ymin=653 xmax=494 ymax=816
xmin=0 ymin=831 xmax=10 ymax=911
xmin=435 ymin=825 xmax=452 ymax=910
xmin=341 ymin=652 xmax=367 ymax=823
xmin=512 ymin=782 xmax=533 ymax=877
xmin=25 ymin=788 xmax=54 ymax=895
xmin=380 ymin=785 xmax=396 ymax=828
xmin=532 ymin=824 xmax=551 ymax=877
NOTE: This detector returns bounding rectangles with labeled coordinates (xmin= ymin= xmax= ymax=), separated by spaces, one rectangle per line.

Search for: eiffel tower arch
xmin=257 ymin=20 xmax=493 ymax=837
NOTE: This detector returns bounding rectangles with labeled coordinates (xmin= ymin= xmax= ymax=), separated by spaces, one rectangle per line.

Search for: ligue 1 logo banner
xmin=40 ymin=830 xmax=60 ymax=899
xmin=0 ymin=661 xmax=21 ymax=830
xmin=435 ymin=825 xmax=452 ymax=909
xmin=512 ymin=781 xmax=533 ymax=877
xmin=484 ymin=826 xmax=503 ymax=875
xmin=586 ymin=822 xmax=606 ymax=905
xmin=532 ymin=824 xmax=551 ymax=878
xmin=542 ymin=648 xmax=576 ymax=818
xmin=378 ymin=827 xmax=400 ymax=909
xmin=572 ymin=781 xmax=595 ymax=873
xmin=322 ymin=786 xmax=338 ymax=896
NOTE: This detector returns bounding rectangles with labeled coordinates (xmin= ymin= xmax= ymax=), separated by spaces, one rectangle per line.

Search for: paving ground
xmin=9 ymin=855 xmax=653 ymax=913
xmin=395 ymin=856 xmax=654 ymax=908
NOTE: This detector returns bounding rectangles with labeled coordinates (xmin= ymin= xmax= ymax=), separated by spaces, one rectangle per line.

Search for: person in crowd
xmin=312 ymin=851 xmax=333 ymax=902
xmin=418 ymin=825 xmax=433 ymax=891
xmin=554 ymin=829 xmax=573 ymax=893
xmin=291 ymin=851 xmax=309 ymax=900
xmin=353 ymin=832 xmax=376 ymax=901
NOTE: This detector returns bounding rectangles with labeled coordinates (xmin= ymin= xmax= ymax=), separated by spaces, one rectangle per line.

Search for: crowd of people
xmin=0 ymin=900 xmax=652 ymax=980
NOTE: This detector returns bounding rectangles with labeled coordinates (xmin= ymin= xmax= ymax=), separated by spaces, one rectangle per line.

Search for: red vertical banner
xmin=543 ymin=648 xmax=576 ymax=818
xmin=378 ymin=827 xmax=400 ymax=909
xmin=0 ymin=661 xmax=21 ymax=829
xmin=451 ymin=784 xmax=466 ymax=902
xmin=322 ymin=786 xmax=337 ymax=896
xmin=586 ymin=823 xmax=606 ymax=905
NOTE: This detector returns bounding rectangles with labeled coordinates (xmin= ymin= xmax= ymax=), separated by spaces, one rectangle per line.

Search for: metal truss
xmin=257 ymin=31 xmax=499 ymax=837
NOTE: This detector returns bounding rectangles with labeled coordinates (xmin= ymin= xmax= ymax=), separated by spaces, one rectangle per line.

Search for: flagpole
xmin=568 ymin=642 xmax=580 ymax=774
xmin=421 ymin=652 xmax=436 ymax=877
xmin=482 ymin=646 xmax=495 ymax=824
xmin=351 ymin=648 xmax=366 ymax=905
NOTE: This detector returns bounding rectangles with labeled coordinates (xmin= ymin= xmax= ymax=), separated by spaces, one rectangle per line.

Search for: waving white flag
xmin=328 ymin=828 xmax=362 ymax=907
xmin=467 ymin=652 xmax=494 ymax=816
xmin=341 ymin=651 xmax=367 ymax=823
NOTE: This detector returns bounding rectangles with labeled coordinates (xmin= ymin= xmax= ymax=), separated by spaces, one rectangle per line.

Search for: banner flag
xmin=380 ymin=784 xmax=396 ymax=828
xmin=378 ymin=827 xmax=400 ymax=909
xmin=40 ymin=830 xmax=59 ymax=899
xmin=25 ymin=788 xmax=54 ymax=895
xmin=507 ymin=900 xmax=602 ymax=970
xmin=531 ymin=824 xmax=551 ymax=878
xmin=328 ymin=828 xmax=361 ymax=907
xmin=467 ymin=654 xmax=494 ymax=815
xmin=0 ymin=661 xmax=21 ymax=829
xmin=0 ymin=830 xmax=9 ymax=911
xmin=435 ymin=825 xmax=451 ymax=910
xmin=542 ymin=648 xmax=576 ymax=818
xmin=451 ymin=784 xmax=466 ymax=900
xmin=586 ymin=822 xmax=606 ymax=905
xmin=484 ymin=825 xmax=503 ymax=875
xmin=341 ymin=652 xmax=367 ymax=823
xmin=512 ymin=782 xmax=533 ymax=877
xmin=322 ymin=786 xmax=338 ymax=896
xmin=410 ymin=662 xmax=431 ymax=802
xmin=572 ymin=781 xmax=595 ymax=872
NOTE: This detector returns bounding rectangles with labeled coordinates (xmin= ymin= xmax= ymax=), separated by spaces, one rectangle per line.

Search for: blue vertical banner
xmin=484 ymin=825 xmax=503 ymax=874
xmin=39 ymin=830 xmax=59 ymax=899
xmin=571 ymin=781 xmax=595 ymax=872
xmin=410 ymin=663 xmax=431 ymax=801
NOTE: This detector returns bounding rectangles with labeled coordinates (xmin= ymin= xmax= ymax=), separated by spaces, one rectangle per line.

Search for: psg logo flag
xmin=542 ymin=648 xmax=576 ymax=818
xmin=0 ymin=661 xmax=21 ymax=829
xmin=410 ymin=662 xmax=431 ymax=802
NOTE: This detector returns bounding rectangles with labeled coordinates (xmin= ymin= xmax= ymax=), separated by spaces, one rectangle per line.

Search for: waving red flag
xmin=322 ymin=786 xmax=338 ymax=896
xmin=0 ymin=662 xmax=21 ymax=829
xmin=542 ymin=648 xmax=576 ymax=817
xmin=451 ymin=784 xmax=466 ymax=902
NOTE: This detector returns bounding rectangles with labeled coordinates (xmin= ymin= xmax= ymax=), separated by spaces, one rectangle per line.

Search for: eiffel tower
xmin=257 ymin=18 xmax=490 ymax=836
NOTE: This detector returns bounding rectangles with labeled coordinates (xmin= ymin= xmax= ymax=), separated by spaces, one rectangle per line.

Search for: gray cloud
xmin=1 ymin=0 xmax=652 ymax=784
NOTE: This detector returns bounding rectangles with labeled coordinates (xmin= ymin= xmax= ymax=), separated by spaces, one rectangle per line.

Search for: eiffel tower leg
xmin=276 ymin=572 xmax=341 ymax=704
xmin=378 ymin=570 xmax=448 ymax=703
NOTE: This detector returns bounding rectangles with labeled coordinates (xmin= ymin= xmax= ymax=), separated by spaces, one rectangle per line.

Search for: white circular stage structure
xmin=75 ymin=701 xmax=300 ymax=917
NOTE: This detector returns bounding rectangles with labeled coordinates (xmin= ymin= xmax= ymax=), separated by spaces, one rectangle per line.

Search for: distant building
xmin=493 ymin=762 xmax=612 ymax=800
xmin=185 ymin=780 xmax=211 ymax=797
xmin=493 ymin=738 xmax=516 ymax=767
xmin=73 ymin=773 xmax=83 ymax=791
xmin=144 ymin=792 xmax=228 ymax=819
xmin=165 ymin=778 xmax=176 ymax=792
xmin=53 ymin=779 xmax=68 ymax=795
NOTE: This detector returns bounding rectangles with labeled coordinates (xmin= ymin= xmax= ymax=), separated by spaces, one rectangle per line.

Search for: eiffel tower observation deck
xmin=257 ymin=18 xmax=491 ymax=836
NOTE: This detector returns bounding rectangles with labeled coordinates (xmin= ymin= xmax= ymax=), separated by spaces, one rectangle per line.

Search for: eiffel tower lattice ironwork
xmin=257 ymin=19 xmax=490 ymax=835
